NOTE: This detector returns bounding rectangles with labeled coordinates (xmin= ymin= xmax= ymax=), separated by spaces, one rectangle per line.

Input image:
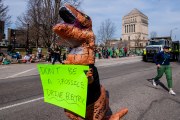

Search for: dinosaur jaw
xmin=59 ymin=4 xmax=92 ymax=29
xmin=59 ymin=6 xmax=76 ymax=24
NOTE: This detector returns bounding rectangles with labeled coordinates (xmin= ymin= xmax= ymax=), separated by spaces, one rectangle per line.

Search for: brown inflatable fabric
xmin=53 ymin=4 xmax=95 ymax=65
xmin=53 ymin=3 xmax=128 ymax=120
xmin=53 ymin=24 xmax=95 ymax=65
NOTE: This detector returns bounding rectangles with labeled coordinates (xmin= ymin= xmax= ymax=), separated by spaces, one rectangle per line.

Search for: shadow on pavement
xmin=147 ymin=78 xmax=169 ymax=92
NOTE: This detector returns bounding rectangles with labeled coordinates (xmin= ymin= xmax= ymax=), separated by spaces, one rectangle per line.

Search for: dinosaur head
xmin=59 ymin=4 xmax=92 ymax=29
xmin=53 ymin=4 xmax=95 ymax=48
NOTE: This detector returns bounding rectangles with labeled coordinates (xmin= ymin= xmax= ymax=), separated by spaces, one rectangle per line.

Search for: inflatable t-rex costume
xmin=53 ymin=4 xmax=128 ymax=120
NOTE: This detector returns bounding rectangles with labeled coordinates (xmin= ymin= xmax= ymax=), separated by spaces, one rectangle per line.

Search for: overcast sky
xmin=4 ymin=0 xmax=180 ymax=41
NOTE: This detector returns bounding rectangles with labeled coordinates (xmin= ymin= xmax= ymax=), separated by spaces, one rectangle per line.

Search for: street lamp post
xmin=26 ymin=23 xmax=29 ymax=49
xmin=13 ymin=30 xmax=16 ymax=50
xmin=170 ymin=28 xmax=178 ymax=40
xmin=128 ymin=36 xmax=130 ymax=51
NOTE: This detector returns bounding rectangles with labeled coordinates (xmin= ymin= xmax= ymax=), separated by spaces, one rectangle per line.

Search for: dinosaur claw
xmin=104 ymin=108 xmax=128 ymax=120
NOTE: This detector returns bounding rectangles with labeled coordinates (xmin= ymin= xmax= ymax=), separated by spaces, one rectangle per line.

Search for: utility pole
xmin=12 ymin=29 xmax=16 ymax=50
xmin=170 ymin=28 xmax=178 ymax=40
xmin=26 ymin=23 xmax=29 ymax=51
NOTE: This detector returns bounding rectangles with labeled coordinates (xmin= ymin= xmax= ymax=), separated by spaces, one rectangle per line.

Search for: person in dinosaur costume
xmin=53 ymin=4 xmax=128 ymax=120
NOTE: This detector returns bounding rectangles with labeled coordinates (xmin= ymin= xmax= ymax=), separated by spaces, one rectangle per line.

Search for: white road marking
xmin=0 ymin=97 xmax=44 ymax=111
xmin=5 ymin=68 xmax=36 ymax=78
xmin=0 ymin=66 xmax=9 ymax=70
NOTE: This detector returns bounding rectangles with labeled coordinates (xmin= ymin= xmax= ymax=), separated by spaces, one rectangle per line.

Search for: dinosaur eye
xmin=85 ymin=15 xmax=90 ymax=20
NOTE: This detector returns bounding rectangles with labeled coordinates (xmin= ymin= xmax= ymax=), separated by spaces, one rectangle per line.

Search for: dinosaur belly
xmin=64 ymin=46 xmax=95 ymax=65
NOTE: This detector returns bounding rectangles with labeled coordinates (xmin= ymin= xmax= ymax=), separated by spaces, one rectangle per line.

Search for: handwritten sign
xmin=37 ymin=64 xmax=89 ymax=118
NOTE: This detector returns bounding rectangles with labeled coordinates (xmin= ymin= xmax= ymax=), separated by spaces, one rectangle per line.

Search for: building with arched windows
xmin=122 ymin=8 xmax=148 ymax=51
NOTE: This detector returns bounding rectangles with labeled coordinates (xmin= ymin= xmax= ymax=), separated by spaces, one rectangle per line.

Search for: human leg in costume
xmin=53 ymin=4 xmax=128 ymax=119
xmin=154 ymin=66 xmax=165 ymax=81
xmin=164 ymin=65 xmax=172 ymax=88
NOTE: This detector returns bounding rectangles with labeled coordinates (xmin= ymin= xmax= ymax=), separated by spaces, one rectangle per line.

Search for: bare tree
xmin=135 ymin=33 xmax=141 ymax=51
xmin=16 ymin=0 xmax=81 ymax=47
xmin=0 ymin=0 xmax=11 ymax=25
xmin=96 ymin=19 xmax=116 ymax=46
xmin=119 ymin=40 xmax=128 ymax=49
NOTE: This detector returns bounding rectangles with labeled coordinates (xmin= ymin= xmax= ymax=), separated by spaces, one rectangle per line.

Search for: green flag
xmin=37 ymin=64 xmax=89 ymax=118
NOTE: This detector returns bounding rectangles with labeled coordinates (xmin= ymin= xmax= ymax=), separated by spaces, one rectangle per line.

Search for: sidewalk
xmin=95 ymin=56 xmax=142 ymax=67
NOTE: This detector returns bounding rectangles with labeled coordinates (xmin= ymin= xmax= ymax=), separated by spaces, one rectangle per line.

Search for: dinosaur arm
xmin=86 ymin=68 xmax=94 ymax=84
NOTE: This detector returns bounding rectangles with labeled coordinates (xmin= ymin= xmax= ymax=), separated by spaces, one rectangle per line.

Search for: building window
xmin=134 ymin=24 xmax=136 ymax=32
xmin=125 ymin=25 xmax=126 ymax=33
xmin=133 ymin=25 xmax=134 ymax=32
xmin=131 ymin=24 xmax=133 ymax=33
xmin=126 ymin=25 xmax=128 ymax=33
xmin=140 ymin=43 xmax=143 ymax=47
xmin=132 ymin=24 xmax=134 ymax=32
xmin=129 ymin=25 xmax=130 ymax=33
xmin=135 ymin=43 xmax=138 ymax=46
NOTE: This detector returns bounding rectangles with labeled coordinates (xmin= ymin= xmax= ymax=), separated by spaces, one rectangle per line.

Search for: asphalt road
xmin=0 ymin=61 xmax=180 ymax=120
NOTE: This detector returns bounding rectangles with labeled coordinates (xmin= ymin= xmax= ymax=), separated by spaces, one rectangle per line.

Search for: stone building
xmin=122 ymin=8 xmax=148 ymax=51
xmin=0 ymin=21 xmax=5 ymax=41
xmin=106 ymin=39 xmax=121 ymax=48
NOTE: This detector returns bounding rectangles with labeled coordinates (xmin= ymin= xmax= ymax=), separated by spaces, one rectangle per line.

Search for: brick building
xmin=0 ymin=21 xmax=5 ymax=41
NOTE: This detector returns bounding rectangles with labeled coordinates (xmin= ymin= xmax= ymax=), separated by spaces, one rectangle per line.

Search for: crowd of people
xmin=0 ymin=47 xmax=45 ymax=65
xmin=95 ymin=47 xmax=143 ymax=59
xmin=0 ymin=43 xmax=68 ymax=65
xmin=0 ymin=45 xmax=144 ymax=65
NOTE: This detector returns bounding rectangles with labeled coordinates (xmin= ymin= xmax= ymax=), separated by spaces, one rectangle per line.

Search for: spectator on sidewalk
xmin=46 ymin=47 xmax=53 ymax=62
xmin=30 ymin=54 xmax=37 ymax=63
xmin=15 ymin=52 xmax=21 ymax=61
xmin=22 ymin=53 xmax=32 ymax=63
xmin=124 ymin=47 xmax=128 ymax=57
xmin=114 ymin=48 xmax=119 ymax=58
xmin=120 ymin=47 xmax=124 ymax=57
xmin=50 ymin=43 xmax=62 ymax=65
xmin=2 ymin=54 xmax=11 ymax=65
xmin=105 ymin=48 xmax=109 ymax=59
xmin=95 ymin=48 xmax=99 ymax=59
xmin=0 ymin=48 xmax=5 ymax=63
xmin=37 ymin=46 xmax=42 ymax=61
xmin=108 ymin=48 xmax=113 ymax=58
xmin=101 ymin=47 xmax=105 ymax=59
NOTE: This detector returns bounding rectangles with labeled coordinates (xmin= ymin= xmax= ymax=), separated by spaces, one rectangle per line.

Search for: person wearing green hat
xmin=152 ymin=46 xmax=176 ymax=95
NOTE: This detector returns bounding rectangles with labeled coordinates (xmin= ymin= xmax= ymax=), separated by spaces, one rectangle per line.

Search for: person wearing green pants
xmin=153 ymin=46 xmax=176 ymax=95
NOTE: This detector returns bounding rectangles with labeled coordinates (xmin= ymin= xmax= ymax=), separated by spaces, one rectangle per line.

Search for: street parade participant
xmin=152 ymin=46 xmax=176 ymax=95
xmin=53 ymin=4 xmax=128 ymax=120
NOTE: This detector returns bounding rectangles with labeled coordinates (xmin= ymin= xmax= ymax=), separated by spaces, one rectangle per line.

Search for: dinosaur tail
xmin=104 ymin=108 xmax=128 ymax=120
